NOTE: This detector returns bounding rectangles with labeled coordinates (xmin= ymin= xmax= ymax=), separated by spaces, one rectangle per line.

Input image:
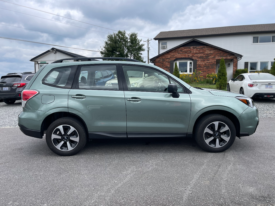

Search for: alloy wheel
xmin=51 ymin=125 xmax=79 ymax=151
xmin=203 ymin=121 xmax=231 ymax=148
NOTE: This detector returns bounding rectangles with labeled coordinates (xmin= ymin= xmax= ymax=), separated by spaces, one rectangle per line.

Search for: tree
xmin=173 ymin=62 xmax=180 ymax=78
xmin=271 ymin=58 xmax=275 ymax=76
xmin=216 ymin=58 xmax=227 ymax=90
xmin=100 ymin=30 xmax=145 ymax=62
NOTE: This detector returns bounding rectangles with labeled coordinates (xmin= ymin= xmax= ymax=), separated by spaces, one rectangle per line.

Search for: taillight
xmin=248 ymin=83 xmax=257 ymax=87
xmin=22 ymin=90 xmax=38 ymax=107
xmin=13 ymin=83 xmax=26 ymax=88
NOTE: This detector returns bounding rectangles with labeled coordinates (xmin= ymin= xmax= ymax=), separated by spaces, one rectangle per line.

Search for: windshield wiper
xmin=194 ymin=87 xmax=203 ymax=90
xmin=0 ymin=81 xmax=6 ymax=83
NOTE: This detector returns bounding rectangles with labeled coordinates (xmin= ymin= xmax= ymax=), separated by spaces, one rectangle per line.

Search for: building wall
xmin=154 ymin=45 xmax=238 ymax=78
xmin=158 ymin=33 xmax=275 ymax=70
xmin=34 ymin=51 xmax=73 ymax=72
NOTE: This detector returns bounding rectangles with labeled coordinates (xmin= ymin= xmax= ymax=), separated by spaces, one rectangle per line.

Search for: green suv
xmin=18 ymin=57 xmax=259 ymax=156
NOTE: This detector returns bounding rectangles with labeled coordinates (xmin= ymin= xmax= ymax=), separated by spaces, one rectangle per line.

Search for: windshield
xmin=0 ymin=76 xmax=21 ymax=83
xmin=249 ymin=74 xmax=275 ymax=80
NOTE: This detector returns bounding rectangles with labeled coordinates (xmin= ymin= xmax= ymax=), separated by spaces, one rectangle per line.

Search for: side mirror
xmin=231 ymin=78 xmax=235 ymax=81
xmin=168 ymin=84 xmax=179 ymax=98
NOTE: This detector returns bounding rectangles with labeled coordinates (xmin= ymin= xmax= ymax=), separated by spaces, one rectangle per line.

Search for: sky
xmin=0 ymin=0 xmax=275 ymax=77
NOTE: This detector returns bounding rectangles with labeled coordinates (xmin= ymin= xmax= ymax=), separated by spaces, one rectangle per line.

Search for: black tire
xmin=240 ymin=88 xmax=244 ymax=95
xmin=4 ymin=99 xmax=16 ymax=104
xmin=227 ymin=84 xmax=230 ymax=92
xmin=46 ymin=117 xmax=87 ymax=156
xmin=194 ymin=114 xmax=236 ymax=152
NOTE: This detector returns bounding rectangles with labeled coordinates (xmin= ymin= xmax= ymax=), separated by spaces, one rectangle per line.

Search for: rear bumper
xmin=0 ymin=92 xmax=21 ymax=100
xmin=19 ymin=124 xmax=42 ymax=139
xmin=252 ymin=93 xmax=275 ymax=98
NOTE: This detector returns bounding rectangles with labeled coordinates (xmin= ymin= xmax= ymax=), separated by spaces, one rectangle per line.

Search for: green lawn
xmin=188 ymin=83 xmax=226 ymax=91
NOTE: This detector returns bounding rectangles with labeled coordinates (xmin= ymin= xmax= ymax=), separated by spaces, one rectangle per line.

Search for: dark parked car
xmin=0 ymin=72 xmax=34 ymax=104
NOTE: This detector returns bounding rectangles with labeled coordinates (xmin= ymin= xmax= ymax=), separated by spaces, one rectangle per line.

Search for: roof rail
xmin=52 ymin=57 xmax=141 ymax=63
xmin=22 ymin=72 xmax=33 ymax=74
xmin=7 ymin=73 xmax=17 ymax=75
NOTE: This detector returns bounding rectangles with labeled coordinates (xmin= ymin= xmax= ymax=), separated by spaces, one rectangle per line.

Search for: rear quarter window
xmin=42 ymin=67 xmax=75 ymax=88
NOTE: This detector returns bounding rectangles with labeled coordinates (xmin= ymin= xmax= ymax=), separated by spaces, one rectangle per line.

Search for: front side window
xmin=77 ymin=65 xmax=118 ymax=90
xmin=249 ymin=62 xmax=257 ymax=71
xmin=43 ymin=67 xmax=72 ymax=88
xmin=235 ymin=75 xmax=244 ymax=81
xmin=260 ymin=62 xmax=269 ymax=70
xmin=122 ymin=65 xmax=170 ymax=93
xmin=170 ymin=79 xmax=185 ymax=93
xmin=175 ymin=60 xmax=193 ymax=74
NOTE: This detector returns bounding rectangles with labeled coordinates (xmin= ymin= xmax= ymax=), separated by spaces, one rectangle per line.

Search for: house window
xmin=161 ymin=42 xmax=167 ymax=49
xmin=253 ymin=35 xmax=275 ymax=43
xmin=271 ymin=62 xmax=274 ymax=68
xmin=260 ymin=62 xmax=269 ymax=70
xmin=253 ymin=37 xmax=258 ymax=43
xmin=175 ymin=60 xmax=193 ymax=74
xmin=249 ymin=62 xmax=257 ymax=71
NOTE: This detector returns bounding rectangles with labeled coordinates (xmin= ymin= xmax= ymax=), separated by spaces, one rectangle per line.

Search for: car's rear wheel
xmin=195 ymin=114 xmax=236 ymax=152
xmin=4 ymin=99 xmax=16 ymax=104
xmin=240 ymin=87 xmax=244 ymax=95
xmin=46 ymin=117 xmax=87 ymax=156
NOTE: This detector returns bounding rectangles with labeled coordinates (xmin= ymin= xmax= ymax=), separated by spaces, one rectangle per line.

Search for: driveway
xmin=0 ymin=118 xmax=274 ymax=205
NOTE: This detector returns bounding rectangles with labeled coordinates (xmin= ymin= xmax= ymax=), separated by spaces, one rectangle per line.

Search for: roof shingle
xmin=154 ymin=23 xmax=275 ymax=40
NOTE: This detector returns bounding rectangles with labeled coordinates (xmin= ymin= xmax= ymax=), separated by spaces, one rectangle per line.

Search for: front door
xmin=121 ymin=65 xmax=191 ymax=137
xmin=68 ymin=64 xmax=126 ymax=138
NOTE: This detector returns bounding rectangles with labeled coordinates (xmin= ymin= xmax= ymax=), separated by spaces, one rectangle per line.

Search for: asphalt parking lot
xmin=0 ymin=99 xmax=275 ymax=206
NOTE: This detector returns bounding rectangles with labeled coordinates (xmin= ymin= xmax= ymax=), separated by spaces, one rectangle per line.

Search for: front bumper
xmin=239 ymin=106 xmax=259 ymax=136
xmin=252 ymin=93 xmax=275 ymax=98
xmin=19 ymin=124 xmax=42 ymax=139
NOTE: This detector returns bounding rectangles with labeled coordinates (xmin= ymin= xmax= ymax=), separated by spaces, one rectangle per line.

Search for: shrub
xmin=206 ymin=73 xmax=218 ymax=84
xmin=173 ymin=62 xmax=180 ymax=78
xmin=271 ymin=59 xmax=275 ymax=76
xmin=261 ymin=68 xmax=270 ymax=73
xmin=216 ymin=58 xmax=227 ymax=90
xmin=233 ymin=68 xmax=248 ymax=78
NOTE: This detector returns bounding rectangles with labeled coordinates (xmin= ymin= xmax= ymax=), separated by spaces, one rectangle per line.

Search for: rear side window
xmin=25 ymin=75 xmax=34 ymax=81
xmin=0 ymin=76 xmax=21 ymax=83
xmin=77 ymin=65 xmax=118 ymax=90
xmin=43 ymin=67 xmax=74 ymax=88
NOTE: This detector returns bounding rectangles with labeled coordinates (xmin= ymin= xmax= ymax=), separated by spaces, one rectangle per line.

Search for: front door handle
xmin=127 ymin=97 xmax=141 ymax=102
xmin=72 ymin=94 xmax=86 ymax=99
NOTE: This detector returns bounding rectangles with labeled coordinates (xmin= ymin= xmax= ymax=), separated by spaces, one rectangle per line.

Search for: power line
xmin=0 ymin=0 xmax=152 ymax=39
xmin=0 ymin=36 xmax=101 ymax=52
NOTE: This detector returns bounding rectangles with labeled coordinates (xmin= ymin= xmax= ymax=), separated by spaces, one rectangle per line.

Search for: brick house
xmin=150 ymin=39 xmax=241 ymax=81
xmin=150 ymin=23 xmax=275 ymax=81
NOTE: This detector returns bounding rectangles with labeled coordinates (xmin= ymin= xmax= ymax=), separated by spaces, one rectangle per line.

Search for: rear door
xmin=68 ymin=64 xmax=126 ymax=138
xmin=121 ymin=64 xmax=191 ymax=137
xmin=0 ymin=75 xmax=22 ymax=98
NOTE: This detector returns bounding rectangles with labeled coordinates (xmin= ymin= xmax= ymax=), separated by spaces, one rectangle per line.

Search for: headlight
xmin=236 ymin=96 xmax=254 ymax=108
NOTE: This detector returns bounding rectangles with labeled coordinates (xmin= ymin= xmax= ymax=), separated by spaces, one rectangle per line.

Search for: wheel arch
xmin=191 ymin=110 xmax=241 ymax=137
xmin=41 ymin=112 xmax=89 ymax=138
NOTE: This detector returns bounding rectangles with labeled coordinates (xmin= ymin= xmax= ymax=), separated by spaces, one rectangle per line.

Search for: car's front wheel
xmin=195 ymin=114 xmax=236 ymax=152
xmin=46 ymin=117 xmax=87 ymax=156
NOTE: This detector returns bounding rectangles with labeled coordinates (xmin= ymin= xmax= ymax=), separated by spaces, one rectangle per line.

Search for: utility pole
xmin=144 ymin=39 xmax=152 ymax=64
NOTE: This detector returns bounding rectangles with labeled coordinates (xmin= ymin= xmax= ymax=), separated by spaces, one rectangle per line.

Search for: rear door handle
xmin=72 ymin=94 xmax=86 ymax=99
xmin=127 ymin=97 xmax=141 ymax=102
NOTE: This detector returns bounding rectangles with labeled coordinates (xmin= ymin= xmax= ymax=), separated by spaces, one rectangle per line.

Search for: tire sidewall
xmin=195 ymin=114 xmax=236 ymax=152
xmin=46 ymin=117 xmax=87 ymax=156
